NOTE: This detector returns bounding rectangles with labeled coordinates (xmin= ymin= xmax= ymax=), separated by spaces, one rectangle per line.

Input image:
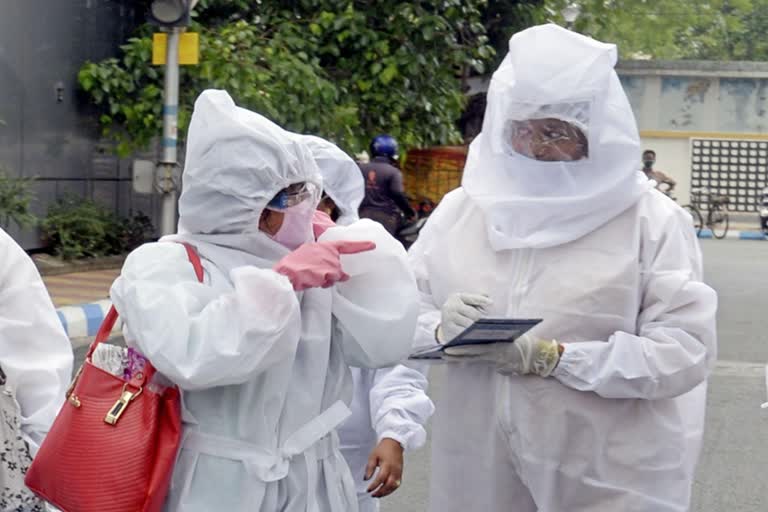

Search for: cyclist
xmin=642 ymin=149 xmax=677 ymax=194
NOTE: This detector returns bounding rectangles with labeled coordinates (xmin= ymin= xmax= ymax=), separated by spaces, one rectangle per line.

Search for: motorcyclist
xmin=358 ymin=135 xmax=416 ymax=235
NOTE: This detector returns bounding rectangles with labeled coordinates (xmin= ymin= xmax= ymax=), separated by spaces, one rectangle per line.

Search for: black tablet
xmin=446 ymin=318 xmax=542 ymax=346
xmin=410 ymin=318 xmax=542 ymax=360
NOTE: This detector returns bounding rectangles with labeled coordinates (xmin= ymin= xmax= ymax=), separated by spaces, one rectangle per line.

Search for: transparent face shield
xmin=266 ymin=181 xmax=320 ymax=212
xmin=500 ymin=101 xmax=591 ymax=163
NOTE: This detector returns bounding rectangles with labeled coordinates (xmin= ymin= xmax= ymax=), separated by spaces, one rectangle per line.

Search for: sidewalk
xmin=42 ymin=268 xmax=122 ymax=341
xmin=43 ymin=268 xmax=120 ymax=308
xmin=699 ymin=220 xmax=766 ymax=240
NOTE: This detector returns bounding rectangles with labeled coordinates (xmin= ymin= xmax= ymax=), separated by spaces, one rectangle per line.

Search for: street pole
xmin=561 ymin=3 xmax=581 ymax=31
xmin=159 ymin=27 xmax=182 ymax=236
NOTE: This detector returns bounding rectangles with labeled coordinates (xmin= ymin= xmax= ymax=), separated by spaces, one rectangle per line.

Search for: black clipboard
xmin=409 ymin=318 xmax=542 ymax=360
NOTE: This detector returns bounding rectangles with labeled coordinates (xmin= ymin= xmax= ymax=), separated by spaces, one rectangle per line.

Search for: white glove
xmin=444 ymin=335 xmax=561 ymax=378
xmin=437 ymin=293 xmax=493 ymax=343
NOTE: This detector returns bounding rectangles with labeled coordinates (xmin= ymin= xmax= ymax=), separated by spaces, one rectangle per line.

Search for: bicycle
xmin=682 ymin=189 xmax=730 ymax=239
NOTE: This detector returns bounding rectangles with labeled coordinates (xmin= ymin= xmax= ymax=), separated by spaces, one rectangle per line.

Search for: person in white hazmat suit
xmin=301 ymin=135 xmax=365 ymax=227
xmin=0 ymin=228 xmax=73 ymax=454
xmin=409 ymin=25 xmax=718 ymax=512
xmin=299 ymin=135 xmax=435 ymax=512
xmin=109 ymin=89 xmax=420 ymax=512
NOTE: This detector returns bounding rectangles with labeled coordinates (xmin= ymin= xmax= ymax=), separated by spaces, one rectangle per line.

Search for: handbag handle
xmin=82 ymin=242 xmax=205 ymax=369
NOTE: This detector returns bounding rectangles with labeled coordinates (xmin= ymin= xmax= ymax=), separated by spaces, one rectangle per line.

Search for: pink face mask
xmin=271 ymin=200 xmax=314 ymax=250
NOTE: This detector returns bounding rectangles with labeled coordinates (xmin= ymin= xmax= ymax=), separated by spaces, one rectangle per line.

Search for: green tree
xmin=483 ymin=1 xmax=545 ymax=67
xmin=543 ymin=0 xmax=768 ymax=61
xmin=79 ymin=0 xmax=494 ymax=155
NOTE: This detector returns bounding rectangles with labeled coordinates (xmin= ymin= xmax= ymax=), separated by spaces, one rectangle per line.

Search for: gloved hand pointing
xmin=274 ymin=240 xmax=376 ymax=291
xmin=437 ymin=292 xmax=493 ymax=343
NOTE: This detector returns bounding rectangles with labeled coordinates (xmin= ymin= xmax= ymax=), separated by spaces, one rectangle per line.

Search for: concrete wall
xmin=0 ymin=0 xmax=159 ymax=249
xmin=618 ymin=60 xmax=768 ymax=133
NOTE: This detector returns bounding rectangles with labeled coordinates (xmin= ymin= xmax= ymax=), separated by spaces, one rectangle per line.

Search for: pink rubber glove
xmin=274 ymin=240 xmax=376 ymax=291
xmin=312 ymin=210 xmax=336 ymax=240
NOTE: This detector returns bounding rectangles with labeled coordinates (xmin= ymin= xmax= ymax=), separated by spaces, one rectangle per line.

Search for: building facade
xmin=0 ymin=0 xmax=155 ymax=249
xmin=620 ymin=60 xmax=768 ymax=217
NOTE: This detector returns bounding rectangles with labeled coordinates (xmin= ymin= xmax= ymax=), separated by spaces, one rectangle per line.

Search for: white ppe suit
xmin=0 ymin=228 xmax=73 ymax=455
xmin=110 ymin=90 xmax=419 ymax=512
xmin=300 ymin=135 xmax=434 ymax=512
xmin=409 ymin=25 xmax=718 ymax=512
xmin=337 ymin=366 xmax=433 ymax=512
xmin=299 ymin=135 xmax=365 ymax=226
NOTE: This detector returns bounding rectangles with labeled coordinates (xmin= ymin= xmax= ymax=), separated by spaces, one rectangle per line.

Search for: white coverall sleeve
xmin=111 ymin=243 xmax=302 ymax=391
xmin=553 ymin=209 xmax=718 ymax=400
xmin=407 ymin=219 xmax=443 ymax=352
xmin=369 ymin=364 xmax=435 ymax=450
xmin=0 ymin=230 xmax=73 ymax=455
xmin=322 ymin=220 xmax=419 ymax=368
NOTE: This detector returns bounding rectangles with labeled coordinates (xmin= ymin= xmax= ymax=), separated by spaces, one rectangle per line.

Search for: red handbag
xmin=25 ymin=243 xmax=204 ymax=512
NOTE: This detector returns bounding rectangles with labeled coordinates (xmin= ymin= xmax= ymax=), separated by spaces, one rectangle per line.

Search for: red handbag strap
xmin=181 ymin=242 xmax=205 ymax=282
xmin=85 ymin=242 xmax=205 ymax=361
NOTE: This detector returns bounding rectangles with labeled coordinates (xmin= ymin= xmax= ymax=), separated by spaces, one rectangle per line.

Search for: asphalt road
xmin=73 ymin=239 xmax=768 ymax=511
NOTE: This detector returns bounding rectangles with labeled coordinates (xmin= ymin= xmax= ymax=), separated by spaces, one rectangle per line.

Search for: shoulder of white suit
xmin=122 ymin=241 xmax=190 ymax=276
xmin=431 ymin=188 xmax=474 ymax=222
xmin=637 ymin=189 xmax=688 ymax=222
xmin=633 ymin=189 xmax=699 ymax=244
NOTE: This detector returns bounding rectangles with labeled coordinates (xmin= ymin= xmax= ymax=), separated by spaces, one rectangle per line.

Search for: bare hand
xmin=364 ymin=438 xmax=404 ymax=498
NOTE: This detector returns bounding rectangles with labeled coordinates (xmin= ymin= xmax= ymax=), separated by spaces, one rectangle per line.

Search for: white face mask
xmin=271 ymin=200 xmax=314 ymax=250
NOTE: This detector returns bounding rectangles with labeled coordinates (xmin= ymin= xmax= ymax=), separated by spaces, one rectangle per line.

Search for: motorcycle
xmin=396 ymin=198 xmax=434 ymax=249
xmin=396 ymin=217 xmax=428 ymax=250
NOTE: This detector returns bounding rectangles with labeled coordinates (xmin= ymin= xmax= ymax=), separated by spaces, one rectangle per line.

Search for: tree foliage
xmin=483 ymin=0 xmax=545 ymax=67
xmin=543 ymin=0 xmax=768 ymax=61
xmin=0 ymin=168 xmax=36 ymax=229
xmin=79 ymin=0 xmax=494 ymax=156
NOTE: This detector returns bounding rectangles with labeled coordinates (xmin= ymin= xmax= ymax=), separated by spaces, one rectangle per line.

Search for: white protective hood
xmin=170 ymin=90 xmax=323 ymax=268
xmin=296 ymin=135 xmax=364 ymax=226
xmin=462 ymin=24 xmax=652 ymax=250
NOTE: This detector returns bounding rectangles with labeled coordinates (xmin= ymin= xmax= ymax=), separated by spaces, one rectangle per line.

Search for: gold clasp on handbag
xmin=104 ymin=383 xmax=143 ymax=426
xmin=66 ymin=364 xmax=84 ymax=408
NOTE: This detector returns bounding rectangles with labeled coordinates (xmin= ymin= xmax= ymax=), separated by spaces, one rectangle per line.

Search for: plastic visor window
xmin=267 ymin=183 xmax=317 ymax=210
xmin=500 ymin=100 xmax=592 ymax=162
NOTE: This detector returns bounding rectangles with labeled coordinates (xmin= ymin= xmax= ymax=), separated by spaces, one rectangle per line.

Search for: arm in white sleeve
xmin=553 ymin=208 xmax=718 ymax=400
xmin=323 ymin=220 xmax=419 ymax=368
xmin=370 ymin=364 xmax=434 ymax=451
xmin=407 ymin=228 xmax=443 ymax=352
xmin=0 ymin=230 xmax=73 ymax=455
xmin=110 ymin=242 xmax=301 ymax=391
